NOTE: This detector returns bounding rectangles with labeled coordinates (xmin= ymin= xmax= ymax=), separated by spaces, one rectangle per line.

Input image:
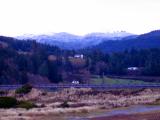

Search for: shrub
xmin=0 ymin=97 xmax=17 ymax=108
xmin=0 ymin=96 xmax=37 ymax=109
xmin=0 ymin=90 xmax=6 ymax=96
xmin=17 ymin=101 xmax=37 ymax=110
xmin=41 ymin=92 xmax=47 ymax=96
xmin=16 ymin=84 xmax=32 ymax=94
xmin=60 ymin=101 xmax=70 ymax=108
xmin=149 ymin=98 xmax=160 ymax=105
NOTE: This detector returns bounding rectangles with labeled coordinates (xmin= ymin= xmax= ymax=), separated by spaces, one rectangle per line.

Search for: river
xmin=66 ymin=105 xmax=160 ymax=120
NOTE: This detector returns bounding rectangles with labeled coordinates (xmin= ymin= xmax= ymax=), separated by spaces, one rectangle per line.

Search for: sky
xmin=0 ymin=0 xmax=160 ymax=36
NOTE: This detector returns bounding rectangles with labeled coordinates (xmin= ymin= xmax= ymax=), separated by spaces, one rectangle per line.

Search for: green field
xmin=90 ymin=76 xmax=158 ymax=85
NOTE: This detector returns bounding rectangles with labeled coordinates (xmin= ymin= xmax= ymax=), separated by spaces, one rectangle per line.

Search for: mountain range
xmin=16 ymin=31 xmax=135 ymax=49
xmin=15 ymin=30 xmax=160 ymax=52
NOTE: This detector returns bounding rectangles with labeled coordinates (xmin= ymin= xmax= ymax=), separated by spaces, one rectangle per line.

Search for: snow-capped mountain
xmin=16 ymin=31 xmax=135 ymax=49
xmin=85 ymin=31 xmax=134 ymax=38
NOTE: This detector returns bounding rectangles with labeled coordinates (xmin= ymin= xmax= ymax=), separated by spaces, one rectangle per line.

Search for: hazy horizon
xmin=0 ymin=0 xmax=160 ymax=37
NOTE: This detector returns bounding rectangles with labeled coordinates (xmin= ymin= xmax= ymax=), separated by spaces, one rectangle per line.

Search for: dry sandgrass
xmin=1 ymin=88 xmax=160 ymax=120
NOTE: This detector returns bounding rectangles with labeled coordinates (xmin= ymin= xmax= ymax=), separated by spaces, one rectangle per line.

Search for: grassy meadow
xmin=90 ymin=76 xmax=159 ymax=85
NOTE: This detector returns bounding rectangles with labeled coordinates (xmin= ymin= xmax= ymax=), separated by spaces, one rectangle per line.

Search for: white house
xmin=127 ymin=67 xmax=139 ymax=71
xmin=72 ymin=80 xmax=80 ymax=84
xmin=74 ymin=54 xmax=84 ymax=59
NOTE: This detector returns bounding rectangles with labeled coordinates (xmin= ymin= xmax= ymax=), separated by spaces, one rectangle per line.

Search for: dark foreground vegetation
xmin=0 ymin=96 xmax=36 ymax=109
xmin=0 ymin=35 xmax=160 ymax=85
xmin=0 ymin=85 xmax=36 ymax=109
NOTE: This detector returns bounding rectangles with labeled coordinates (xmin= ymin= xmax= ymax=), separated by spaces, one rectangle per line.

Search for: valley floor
xmin=1 ymin=88 xmax=160 ymax=120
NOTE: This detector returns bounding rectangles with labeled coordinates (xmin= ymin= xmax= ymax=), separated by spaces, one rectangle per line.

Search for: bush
xmin=149 ymin=98 xmax=160 ymax=105
xmin=41 ymin=92 xmax=47 ymax=96
xmin=60 ymin=101 xmax=70 ymax=108
xmin=16 ymin=84 xmax=32 ymax=94
xmin=17 ymin=101 xmax=37 ymax=110
xmin=0 ymin=97 xmax=17 ymax=108
xmin=0 ymin=97 xmax=37 ymax=109
xmin=0 ymin=90 xmax=6 ymax=96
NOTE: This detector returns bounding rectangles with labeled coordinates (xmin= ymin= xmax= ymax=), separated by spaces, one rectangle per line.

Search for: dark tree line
xmin=85 ymin=48 xmax=160 ymax=76
xmin=1 ymin=36 xmax=160 ymax=85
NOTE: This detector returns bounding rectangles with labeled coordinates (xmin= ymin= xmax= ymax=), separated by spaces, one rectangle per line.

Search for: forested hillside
xmin=91 ymin=30 xmax=160 ymax=52
xmin=0 ymin=36 xmax=64 ymax=84
xmin=0 ymin=35 xmax=160 ymax=85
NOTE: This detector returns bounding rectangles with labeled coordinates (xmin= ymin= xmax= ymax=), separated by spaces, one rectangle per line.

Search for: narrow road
xmin=0 ymin=84 xmax=160 ymax=90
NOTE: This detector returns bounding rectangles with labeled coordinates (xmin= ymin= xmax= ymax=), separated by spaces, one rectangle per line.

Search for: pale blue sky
xmin=0 ymin=0 xmax=160 ymax=36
